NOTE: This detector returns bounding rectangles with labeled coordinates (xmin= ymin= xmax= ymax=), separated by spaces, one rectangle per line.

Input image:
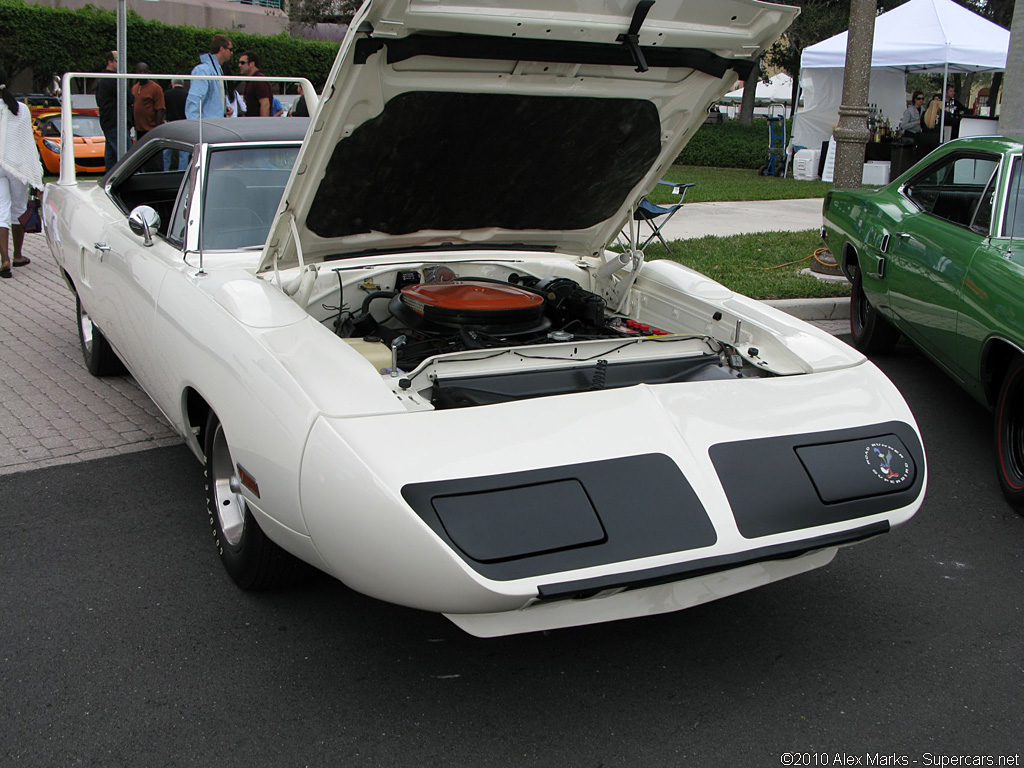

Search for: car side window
xmin=167 ymin=153 xmax=198 ymax=247
xmin=905 ymin=154 xmax=999 ymax=229
xmin=970 ymin=169 xmax=1000 ymax=236
xmin=109 ymin=145 xmax=194 ymax=238
xmin=1002 ymin=157 xmax=1024 ymax=239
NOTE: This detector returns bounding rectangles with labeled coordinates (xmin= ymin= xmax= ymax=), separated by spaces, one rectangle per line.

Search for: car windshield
xmin=200 ymin=145 xmax=299 ymax=251
xmin=43 ymin=115 xmax=102 ymax=138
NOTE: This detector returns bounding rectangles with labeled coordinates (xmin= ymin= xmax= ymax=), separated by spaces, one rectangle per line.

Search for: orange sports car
xmin=34 ymin=112 xmax=106 ymax=175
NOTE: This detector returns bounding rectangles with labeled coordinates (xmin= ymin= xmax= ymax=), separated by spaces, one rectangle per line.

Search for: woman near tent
xmin=919 ymin=95 xmax=943 ymax=154
xmin=899 ymin=91 xmax=925 ymax=142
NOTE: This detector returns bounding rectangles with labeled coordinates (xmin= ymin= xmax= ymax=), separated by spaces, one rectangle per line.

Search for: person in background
xmin=919 ymin=94 xmax=943 ymax=155
xmin=164 ymin=79 xmax=186 ymax=123
xmin=96 ymin=50 xmax=131 ymax=169
xmin=0 ymin=68 xmax=44 ymax=279
xmin=898 ymin=91 xmax=925 ymax=143
xmin=130 ymin=62 xmax=165 ymax=143
xmin=290 ymin=83 xmax=309 ymax=117
xmin=272 ymin=96 xmax=285 ymax=117
xmin=944 ymin=84 xmax=966 ymax=139
xmin=238 ymin=51 xmax=272 ymax=117
xmin=186 ymin=34 xmax=234 ymax=120
xmin=225 ymin=83 xmax=246 ymax=119
xmin=163 ymin=79 xmax=188 ymax=171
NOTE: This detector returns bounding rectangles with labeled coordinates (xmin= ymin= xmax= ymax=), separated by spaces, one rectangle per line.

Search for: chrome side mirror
xmin=128 ymin=206 xmax=162 ymax=247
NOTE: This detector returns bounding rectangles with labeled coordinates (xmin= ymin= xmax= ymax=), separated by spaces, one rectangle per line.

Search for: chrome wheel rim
xmin=210 ymin=423 xmax=246 ymax=547
xmin=79 ymin=304 xmax=95 ymax=357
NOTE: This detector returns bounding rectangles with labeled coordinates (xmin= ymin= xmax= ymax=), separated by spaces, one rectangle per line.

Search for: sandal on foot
xmin=12 ymin=257 xmax=30 ymax=267
xmin=0 ymin=267 xmax=12 ymax=279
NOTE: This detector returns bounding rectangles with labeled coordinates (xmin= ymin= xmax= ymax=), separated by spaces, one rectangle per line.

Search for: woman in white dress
xmin=0 ymin=67 xmax=44 ymax=279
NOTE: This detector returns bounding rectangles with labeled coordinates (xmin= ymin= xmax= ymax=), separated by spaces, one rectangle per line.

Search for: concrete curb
xmin=765 ymin=297 xmax=849 ymax=321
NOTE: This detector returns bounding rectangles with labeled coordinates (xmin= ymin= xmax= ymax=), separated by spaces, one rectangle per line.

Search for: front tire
xmin=994 ymin=356 xmax=1024 ymax=513
xmin=76 ymin=295 xmax=126 ymax=376
xmin=850 ymin=269 xmax=900 ymax=354
xmin=204 ymin=412 xmax=311 ymax=588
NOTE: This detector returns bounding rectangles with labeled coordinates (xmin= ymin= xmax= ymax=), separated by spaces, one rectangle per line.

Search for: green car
xmin=823 ymin=136 xmax=1024 ymax=509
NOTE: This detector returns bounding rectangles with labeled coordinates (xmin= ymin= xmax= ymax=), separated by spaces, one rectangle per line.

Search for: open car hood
xmin=258 ymin=0 xmax=798 ymax=273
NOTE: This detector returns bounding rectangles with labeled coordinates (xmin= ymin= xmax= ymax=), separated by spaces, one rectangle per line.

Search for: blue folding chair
xmin=631 ymin=181 xmax=695 ymax=249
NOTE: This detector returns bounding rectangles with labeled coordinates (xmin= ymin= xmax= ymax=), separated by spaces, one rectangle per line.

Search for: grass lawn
xmin=646 ymin=229 xmax=850 ymax=301
xmin=634 ymin=165 xmax=847 ymax=300
xmin=647 ymin=165 xmax=832 ymax=204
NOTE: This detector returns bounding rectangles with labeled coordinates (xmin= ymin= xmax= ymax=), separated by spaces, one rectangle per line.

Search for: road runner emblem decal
xmin=865 ymin=443 xmax=910 ymax=485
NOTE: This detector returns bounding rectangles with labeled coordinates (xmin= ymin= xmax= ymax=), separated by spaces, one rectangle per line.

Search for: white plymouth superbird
xmin=43 ymin=0 xmax=926 ymax=637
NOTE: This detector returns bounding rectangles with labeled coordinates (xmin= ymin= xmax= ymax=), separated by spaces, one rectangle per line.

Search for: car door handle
xmin=93 ymin=242 xmax=110 ymax=251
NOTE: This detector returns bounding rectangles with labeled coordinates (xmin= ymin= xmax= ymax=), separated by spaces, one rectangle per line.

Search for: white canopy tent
xmin=721 ymin=73 xmax=793 ymax=104
xmin=719 ymin=73 xmax=794 ymax=119
xmin=791 ymin=0 xmax=1009 ymax=153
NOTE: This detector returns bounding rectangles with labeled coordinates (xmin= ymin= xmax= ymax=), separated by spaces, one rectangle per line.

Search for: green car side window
xmin=906 ymin=154 xmax=999 ymax=229
xmin=971 ymin=171 xmax=999 ymax=235
xmin=1003 ymin=157 xmax=1024 ymax=239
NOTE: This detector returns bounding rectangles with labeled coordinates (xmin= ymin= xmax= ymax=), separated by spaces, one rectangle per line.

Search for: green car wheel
xmin=995 ymin=356 xmax=1024 ymax=513
xmin=850 ymin=270 xmax=900 ymax=355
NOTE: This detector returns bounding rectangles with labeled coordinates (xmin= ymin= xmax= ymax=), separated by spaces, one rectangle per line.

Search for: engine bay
xmin=302 ymin=259 xmax=777 ymax=410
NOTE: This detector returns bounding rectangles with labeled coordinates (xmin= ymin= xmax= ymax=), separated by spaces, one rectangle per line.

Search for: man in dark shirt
xmin=944 ymin=84 xmax=967 ymax=139
xmin=164 ymin=79 xmax=187 ymax=123
xmin=96 ymin=50 xmax=129 ymax=169
xmin=162 ymin=79 xmax=188 ymax=171
xmin=238 ymin=51 xmax=273 ymax=117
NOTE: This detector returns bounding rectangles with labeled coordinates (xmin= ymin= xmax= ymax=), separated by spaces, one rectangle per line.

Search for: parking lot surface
xmin=0 ymin=234 xmax=178 ymax=476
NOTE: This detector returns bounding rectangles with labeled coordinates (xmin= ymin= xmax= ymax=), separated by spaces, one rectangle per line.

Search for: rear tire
xmin=77 ymin=295 xmax=126 ymax=376
xmin=204 ymin=411 xmax=311 ymax=589
xmin=994 ymin=356 xmax=1024 ymax=513
xmin=850 ymin=269 xmax=900 ymax=354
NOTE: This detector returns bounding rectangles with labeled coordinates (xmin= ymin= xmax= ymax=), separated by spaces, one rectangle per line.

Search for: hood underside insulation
xmin=307 ymin=91 xmax=661 ymax=239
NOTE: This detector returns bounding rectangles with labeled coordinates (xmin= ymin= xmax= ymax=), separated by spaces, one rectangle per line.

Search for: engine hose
xmin=360 ymin=290 xmax=397 ymax=314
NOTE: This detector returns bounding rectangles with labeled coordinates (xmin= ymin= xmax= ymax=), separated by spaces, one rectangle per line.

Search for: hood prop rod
xmin=617 ymin=0 xmax=656 ymax=73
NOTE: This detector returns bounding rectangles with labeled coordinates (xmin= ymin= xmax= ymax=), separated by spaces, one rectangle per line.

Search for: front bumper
xmin=297 ymin=362 xmax=926 ymax=634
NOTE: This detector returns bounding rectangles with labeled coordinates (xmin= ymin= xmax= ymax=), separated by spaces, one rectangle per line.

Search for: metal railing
xmin=57 ymin=72 xmax=318 ymax=185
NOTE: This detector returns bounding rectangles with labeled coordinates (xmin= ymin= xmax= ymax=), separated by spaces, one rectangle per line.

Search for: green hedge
xmin=0 ymin=0 xmax=339 ymax=91
xmin=676 ymin=118 xmax=794 ymax=170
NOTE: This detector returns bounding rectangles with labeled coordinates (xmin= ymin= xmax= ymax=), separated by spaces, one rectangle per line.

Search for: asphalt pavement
xmin=1 ymin=342 xmax=1021 ymax=766
xmin=2 ymin=202 xmax=1021 ymax=766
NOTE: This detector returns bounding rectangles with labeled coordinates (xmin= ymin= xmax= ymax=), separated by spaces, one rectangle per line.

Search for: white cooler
xmin=792 ymin=148 xmax=821 ymax=181
xmin=862 ymin=161 xmax=891 ymax=186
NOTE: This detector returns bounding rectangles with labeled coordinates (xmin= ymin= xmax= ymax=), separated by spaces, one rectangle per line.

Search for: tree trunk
xmin=789 ymin=67 xmax=800 ymax=118
xmin=833 ymin=0 xmax=876 ymax=190
xmin=999 ymin=1 xmax=1024 ymax=134
xmin=737 ymin=62 xmax=760 ymax=126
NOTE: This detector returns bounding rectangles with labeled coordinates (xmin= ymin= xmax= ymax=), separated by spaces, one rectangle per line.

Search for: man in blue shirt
xmin=185 ymin=34 xmax=234 ymax=120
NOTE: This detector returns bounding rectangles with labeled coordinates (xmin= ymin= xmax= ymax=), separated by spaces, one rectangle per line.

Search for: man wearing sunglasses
xmin=186 ymin=34 xmax=235 ymax=120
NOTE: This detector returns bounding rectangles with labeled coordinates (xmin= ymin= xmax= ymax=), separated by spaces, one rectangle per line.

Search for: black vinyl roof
xmin=102 ymin=117 xmax=309 ymax=183
xmin=141 ymin=117 xmax=310 ymax=145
